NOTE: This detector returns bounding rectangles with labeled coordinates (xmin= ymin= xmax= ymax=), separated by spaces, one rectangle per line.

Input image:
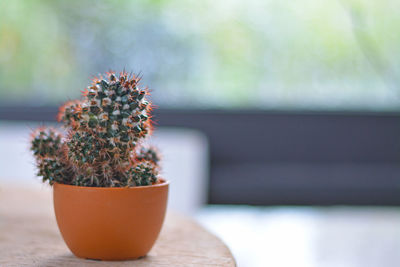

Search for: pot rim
xmin=53 ymin=178 xmax=169 ymax=190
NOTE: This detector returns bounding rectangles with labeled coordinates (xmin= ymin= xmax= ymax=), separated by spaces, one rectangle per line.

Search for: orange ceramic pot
xmin=53 ymin=179 xmax=169 ymax=261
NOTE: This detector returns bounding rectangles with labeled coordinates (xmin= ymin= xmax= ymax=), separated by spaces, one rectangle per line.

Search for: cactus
xmin=30 ymin=127 xmax=73 ymax=185
xmin=30 ymin=71 xmax=161 ymax=187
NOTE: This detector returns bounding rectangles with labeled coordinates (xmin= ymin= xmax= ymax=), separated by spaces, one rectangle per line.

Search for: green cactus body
xmin=30 ymin=71 xmax=160 ymax=187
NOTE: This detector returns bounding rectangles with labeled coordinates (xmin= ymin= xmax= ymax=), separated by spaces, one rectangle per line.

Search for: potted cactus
xmin=30 ymin=71 xmax=169 ymax=261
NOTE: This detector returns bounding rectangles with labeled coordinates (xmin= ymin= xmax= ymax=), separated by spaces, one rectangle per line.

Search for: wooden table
xmin=0 ymin=185 xmax=235 ymax=267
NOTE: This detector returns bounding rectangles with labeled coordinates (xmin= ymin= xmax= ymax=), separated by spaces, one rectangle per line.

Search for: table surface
xmin=197 ymin=205 xmax=400 ymax=267
xmin=0 ymin=185 xmax=235 ymax=267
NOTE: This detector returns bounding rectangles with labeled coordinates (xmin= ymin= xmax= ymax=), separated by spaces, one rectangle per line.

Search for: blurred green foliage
xmin=0 ymin=0 xmax=399 ymax=110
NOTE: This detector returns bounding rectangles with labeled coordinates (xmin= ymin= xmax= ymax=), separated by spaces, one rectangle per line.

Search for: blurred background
xmin=1 ymin=0 xmax=400 ymax=109
xmin=1 ymin=0 xmax=400 ymax=266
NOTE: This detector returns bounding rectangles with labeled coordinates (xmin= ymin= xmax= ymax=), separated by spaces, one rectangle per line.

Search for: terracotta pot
xmin=53 ymin=179 xmax=169 ymax=261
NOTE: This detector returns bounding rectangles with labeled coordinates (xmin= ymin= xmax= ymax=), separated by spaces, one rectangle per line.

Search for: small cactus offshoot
xmin=30 ymin=71 xmax=161 ymax=187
